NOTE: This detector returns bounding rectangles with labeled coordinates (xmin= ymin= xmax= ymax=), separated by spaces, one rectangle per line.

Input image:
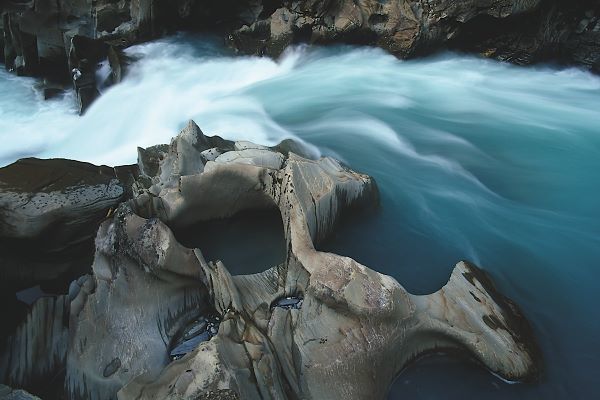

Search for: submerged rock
xmin=0 ymin=121 xmax=541 ymax=399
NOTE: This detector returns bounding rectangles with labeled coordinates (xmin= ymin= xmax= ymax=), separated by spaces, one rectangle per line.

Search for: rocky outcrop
xmin=228 ymin=0 xmax=543 ymax=57
xmin=0 ymin=121 xmax=541 ymax=399
xmin=1 ymin=0 xmax=157 ymax=75
xmin=0 ymin=0 xmax=163 ymax=112
xmin=0 ymin=158 xmax=138 ymax=385
xmin=448 ymin=0 xmax=600 ymax=70
xmin=227 ymin=0 xmax=599 ymax=70
xmin=0 ymin=158 xmax=137 ymax=297
xmin=0 ymin=158 xmax=137 ymax=287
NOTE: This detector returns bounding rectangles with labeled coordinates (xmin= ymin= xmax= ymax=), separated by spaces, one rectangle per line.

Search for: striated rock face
xmin=0 ymin=159 xmax=138 ymax=397
xmin=0 ymin=121 xmax=541 ymax=399
xmin=1 ymin=0 xmax=157 ymax=75
xmin=0 ymin=296 xmax=70 ymax=397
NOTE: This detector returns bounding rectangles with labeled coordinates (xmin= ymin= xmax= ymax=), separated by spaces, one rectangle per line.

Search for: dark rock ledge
xmin=0 ymin=121 xmax=541 ymax=399
xmin=1 ymin=1 xmax=599 ymax=113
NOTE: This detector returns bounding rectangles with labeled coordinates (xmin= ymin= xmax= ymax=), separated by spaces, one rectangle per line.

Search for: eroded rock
xmin=0 ymin=121 xmax=541 ymax=399
xmin=228 ymin=0 xmax=544 ymax=57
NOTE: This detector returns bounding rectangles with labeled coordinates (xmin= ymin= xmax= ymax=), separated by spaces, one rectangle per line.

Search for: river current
xmin=1 ymin=34 xmax=599 ymax=399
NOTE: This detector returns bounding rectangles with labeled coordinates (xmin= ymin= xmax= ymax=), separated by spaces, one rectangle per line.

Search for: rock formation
xmin=0 ymin=121 xmax=541 ymax=399
xmin=0 ymin=0 xmax=163 ymax=112
xmin=0 ymin=158 xmax=137 ymax=349
xmin=225 ymin=0 xmax=600 ymax=72
xmin=0 ymin=158 xmax=137 ymax=290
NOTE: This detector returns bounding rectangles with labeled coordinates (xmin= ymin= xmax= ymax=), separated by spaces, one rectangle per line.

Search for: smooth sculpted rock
xmin=0 ymin=121 xmax=541 ymax=399
xmin=64 ymin=206 xmax=215 ymax=400
xmin=118 ymin=121 xmax=539 ymax=399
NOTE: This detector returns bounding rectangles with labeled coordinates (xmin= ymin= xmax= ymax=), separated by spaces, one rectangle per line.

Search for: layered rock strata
xmin=0 ymin=121 xmax=541 ymax=399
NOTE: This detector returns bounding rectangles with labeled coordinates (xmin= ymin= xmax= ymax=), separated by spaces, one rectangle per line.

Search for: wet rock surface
xmin=169 ymin=315 xmax=221 ymax=361
xmin=449 ymin=0 xmax=600 ymax=70
xmin=0 ymin=121 xmax=541 ymax=399
xmin=224 ymin=0 xmax=599 ymax=71
xmin=271 ymin=296 xmax=303 ymax=310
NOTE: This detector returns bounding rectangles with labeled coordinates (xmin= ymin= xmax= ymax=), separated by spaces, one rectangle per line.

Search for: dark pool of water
xmin=175 ymin=208 xmax=286 ymax=275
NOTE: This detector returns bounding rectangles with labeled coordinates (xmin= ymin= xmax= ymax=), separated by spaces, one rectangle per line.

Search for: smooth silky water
xmin=1 ymin=34 xmax=599 ymax=399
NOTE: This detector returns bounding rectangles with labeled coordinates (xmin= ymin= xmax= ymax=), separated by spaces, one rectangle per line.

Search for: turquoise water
xmin=1 ymin=34 xmax=599 ymax=398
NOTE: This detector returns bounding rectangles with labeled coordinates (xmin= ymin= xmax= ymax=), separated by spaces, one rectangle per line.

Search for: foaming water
xmin=1 ymin=34 xmax=600 ymax=399
xmin=0 ymin=35 xmax=312 ymax=166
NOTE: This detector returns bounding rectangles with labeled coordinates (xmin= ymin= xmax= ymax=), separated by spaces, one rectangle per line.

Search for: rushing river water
xmin=1 ymin=34 xmax=600 ymax=399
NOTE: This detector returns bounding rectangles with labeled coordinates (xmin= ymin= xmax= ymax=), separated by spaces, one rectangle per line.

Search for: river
xmin=1 ymin=33 xmax=599 ymax=399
